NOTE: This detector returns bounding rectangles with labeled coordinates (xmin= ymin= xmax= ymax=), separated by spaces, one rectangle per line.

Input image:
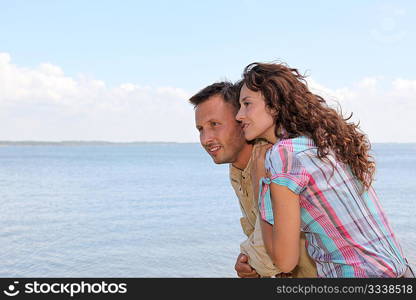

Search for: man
xmin=189 ymin=81 xmax=317 ymax=278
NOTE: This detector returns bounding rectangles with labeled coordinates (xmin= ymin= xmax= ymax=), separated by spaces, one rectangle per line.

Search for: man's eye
xmin=243 ymin=102 xmax=250 ymax=107
xmin=212 ymin=122 xmax=219 ymax=126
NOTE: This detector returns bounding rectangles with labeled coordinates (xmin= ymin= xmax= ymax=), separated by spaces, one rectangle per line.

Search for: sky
xmin=0 ymin=0 xmax=415 ymax=142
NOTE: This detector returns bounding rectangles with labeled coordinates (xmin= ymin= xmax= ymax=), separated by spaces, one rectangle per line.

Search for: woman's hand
xmin=251 ymin=143 xmax=273 ymax=200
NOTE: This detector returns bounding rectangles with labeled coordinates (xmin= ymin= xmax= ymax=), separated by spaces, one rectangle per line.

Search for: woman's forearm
xmin=270 ymin=183 xmax=301 ymax=273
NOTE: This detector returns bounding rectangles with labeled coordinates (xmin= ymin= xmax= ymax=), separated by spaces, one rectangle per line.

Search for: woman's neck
xmin=263 ymin=125 xmax=279 ymax=144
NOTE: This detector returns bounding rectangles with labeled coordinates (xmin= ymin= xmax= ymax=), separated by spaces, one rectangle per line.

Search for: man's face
xmin=195 ymin=95 xmax=246 ymax=164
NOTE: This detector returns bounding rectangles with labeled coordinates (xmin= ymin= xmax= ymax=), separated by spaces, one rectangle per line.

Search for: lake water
xmin=0 ymin=143 xmax=415 ymax=277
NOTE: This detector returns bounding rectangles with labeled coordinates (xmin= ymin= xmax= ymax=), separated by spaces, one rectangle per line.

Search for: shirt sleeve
xmin=266 ymin=144 xmax=310 ymax=194
xmin=258 ymin=144 xmax=309 ymax=224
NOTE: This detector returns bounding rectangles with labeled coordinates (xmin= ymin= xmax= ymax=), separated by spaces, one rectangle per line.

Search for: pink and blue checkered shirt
xmin=259 ymin=136 xmax=409 ymax=277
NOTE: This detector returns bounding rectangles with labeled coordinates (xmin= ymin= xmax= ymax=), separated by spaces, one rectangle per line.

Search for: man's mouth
xmin=242 ymin=123 xmax=249 ymax=130
xmin=207 ymin=145 xmax=221 ymax=155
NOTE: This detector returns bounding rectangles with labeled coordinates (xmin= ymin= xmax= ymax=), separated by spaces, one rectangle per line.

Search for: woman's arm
xmin=269 ymin=183 xmax=301 ymax=273
xmin=252 ymin=143 xmax=301 ymax=272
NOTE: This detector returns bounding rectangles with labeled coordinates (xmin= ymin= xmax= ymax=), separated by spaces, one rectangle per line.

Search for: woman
xmin=235 ymin=62 xmax=413 ymax=277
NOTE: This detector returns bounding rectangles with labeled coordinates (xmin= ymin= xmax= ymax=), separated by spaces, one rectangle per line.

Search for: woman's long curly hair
xmin=240 ymin=62 xmax=375 ymax=190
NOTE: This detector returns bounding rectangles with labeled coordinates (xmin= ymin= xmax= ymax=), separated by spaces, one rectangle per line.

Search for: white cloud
xmin=0 ymin=52 xmax=415 ymax=142
xmin=392 ymin=78 xmax=416 ymax=93
xmin=0 ymin=52 xmax=196 ymax=142
xmin=309 ymin=77 xmax=416 ymax=143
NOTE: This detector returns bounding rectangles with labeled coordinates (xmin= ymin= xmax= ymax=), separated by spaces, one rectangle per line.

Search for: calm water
xmin=0 ymin=143 xmax=415 ymax=277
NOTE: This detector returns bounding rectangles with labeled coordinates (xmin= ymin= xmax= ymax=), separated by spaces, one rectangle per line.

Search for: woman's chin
xmin=244 ymin=133 xmax=259 ymax=141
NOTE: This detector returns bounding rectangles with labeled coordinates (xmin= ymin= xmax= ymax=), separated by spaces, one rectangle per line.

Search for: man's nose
xmin=201 ymin=130 xmax=214 ymax=146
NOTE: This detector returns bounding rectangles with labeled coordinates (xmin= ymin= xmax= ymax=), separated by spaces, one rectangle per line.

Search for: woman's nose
xmin=235 ymin=108 xmax=244 ymax=122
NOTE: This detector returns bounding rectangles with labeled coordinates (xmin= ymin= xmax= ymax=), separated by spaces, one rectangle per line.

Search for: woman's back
xmin=262 ymin=136 xmax=408 ymax=277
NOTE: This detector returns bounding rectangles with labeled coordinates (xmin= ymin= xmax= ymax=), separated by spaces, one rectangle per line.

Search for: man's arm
xmin=234 ymin=143 xmax=274 ymax=278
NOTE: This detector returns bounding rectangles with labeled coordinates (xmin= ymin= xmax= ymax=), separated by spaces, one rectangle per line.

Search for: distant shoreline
xmin=0 ymin=141 xmax=196 ymax=146
xmin=0 ymin=141 xmax=415 ymax=146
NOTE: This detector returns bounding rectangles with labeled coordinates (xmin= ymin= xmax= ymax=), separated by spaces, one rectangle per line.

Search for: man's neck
xmin=232 ymin=143 xmax=253 ymax=170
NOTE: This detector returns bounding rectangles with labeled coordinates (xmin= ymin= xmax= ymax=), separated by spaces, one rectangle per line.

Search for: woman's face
xmin=236 ymin=84 xmax=276 ymax=143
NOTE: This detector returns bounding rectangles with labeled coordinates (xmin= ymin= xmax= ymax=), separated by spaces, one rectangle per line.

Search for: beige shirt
xmin=229 ymin=143 xmax=317 ymax=278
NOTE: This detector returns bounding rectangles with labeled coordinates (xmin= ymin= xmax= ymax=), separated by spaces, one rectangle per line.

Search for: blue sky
xmin=0 ymin=0 xmax=415 ymax=142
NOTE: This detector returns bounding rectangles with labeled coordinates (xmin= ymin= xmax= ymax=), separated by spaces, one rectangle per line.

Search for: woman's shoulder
xmin=265 ymin=136 xmax=315 ymax=175
xmin=272 ymin=136 xmax=316 ymax=154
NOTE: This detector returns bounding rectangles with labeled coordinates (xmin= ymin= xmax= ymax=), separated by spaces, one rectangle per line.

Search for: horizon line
xmin=1 ymin=140 xmax=416 ymax=145
xmin=0 ymin=140 xmax=195 ymax=144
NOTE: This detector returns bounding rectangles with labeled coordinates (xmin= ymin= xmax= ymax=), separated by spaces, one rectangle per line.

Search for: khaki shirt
xmin=229 ymin=143 xmax=317 ymax=278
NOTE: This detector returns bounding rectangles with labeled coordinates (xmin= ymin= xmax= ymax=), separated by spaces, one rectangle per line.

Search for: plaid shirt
xmin=259 ymin=136 xmax=408 ymax=277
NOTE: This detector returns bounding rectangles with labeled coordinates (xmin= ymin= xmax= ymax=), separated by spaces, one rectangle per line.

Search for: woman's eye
xmin=243 ymin=102 xmax=250 ymax=107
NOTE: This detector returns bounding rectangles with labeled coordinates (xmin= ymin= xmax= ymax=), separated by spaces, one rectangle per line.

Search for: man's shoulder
xmin=252 ymin=139 xmax=269 ymax=148
xmin=229 ymin=140 xmax=268 ymax=180
xmin=229 ymin=163 xmax=241 ymax=184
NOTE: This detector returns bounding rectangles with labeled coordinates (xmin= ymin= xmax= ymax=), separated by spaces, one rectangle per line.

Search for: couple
xmin=189 ymin=62 xmax=413 ymax=278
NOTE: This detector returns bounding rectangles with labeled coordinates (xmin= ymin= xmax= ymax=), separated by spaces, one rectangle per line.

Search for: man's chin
xmin=212 ymin=157 xmax=223 ymax=164
xmin=212 ymin=155 xmax=233 ymax=165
